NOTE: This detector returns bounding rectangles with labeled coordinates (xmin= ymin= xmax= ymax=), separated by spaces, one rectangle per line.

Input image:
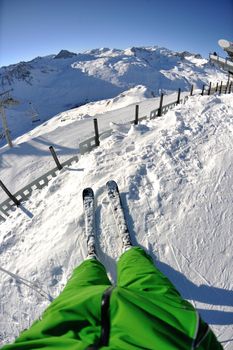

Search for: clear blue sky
xmin=0 ymin=0 xmax=232 ymax=66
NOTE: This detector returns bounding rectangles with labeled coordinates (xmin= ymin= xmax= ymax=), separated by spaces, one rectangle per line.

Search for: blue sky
xmin=0 ymin=0 xmax=232 ymax=66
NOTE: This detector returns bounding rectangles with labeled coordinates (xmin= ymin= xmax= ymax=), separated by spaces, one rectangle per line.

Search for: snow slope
xmin=0 ymin=87 xmax=189 ymax=204
xmin=0 ymin=46 xmax=227 ymax=144
xmin=0 ymin=93 xmax=233 ymax=348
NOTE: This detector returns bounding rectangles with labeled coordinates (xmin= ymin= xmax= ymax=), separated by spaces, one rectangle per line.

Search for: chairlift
xmin=29 ymin=102 xmax=40 ymax=123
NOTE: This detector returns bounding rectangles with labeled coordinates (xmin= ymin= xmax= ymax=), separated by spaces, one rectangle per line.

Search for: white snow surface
xmin=0 ymin=46 xmax=227 ymax=145
xmin=0 ymin=93 xmax=233 ymax=348
xmin=0 ymin=87 xmax=191 ymax=203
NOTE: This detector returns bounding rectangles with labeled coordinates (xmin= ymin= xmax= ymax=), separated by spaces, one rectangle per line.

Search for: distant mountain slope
xmin=0 ymin=46 xmax=227 ymax=144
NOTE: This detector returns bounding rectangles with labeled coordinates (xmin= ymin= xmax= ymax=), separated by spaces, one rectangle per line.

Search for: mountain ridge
xmin=0 ymin=45 xmax=227 ymax=145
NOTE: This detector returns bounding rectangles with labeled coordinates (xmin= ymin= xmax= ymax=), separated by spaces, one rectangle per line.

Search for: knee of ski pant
xmin=61 ymin=259 xmax=112 ymax=294
xmin=43 ymin=283 xmax=109 ymax=320
xmin=117 ymin=246 xmax=181 ymax=298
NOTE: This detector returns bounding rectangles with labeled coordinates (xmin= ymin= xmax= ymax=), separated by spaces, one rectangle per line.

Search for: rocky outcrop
xmin=54 ymin=50 xmax=77 ymax=59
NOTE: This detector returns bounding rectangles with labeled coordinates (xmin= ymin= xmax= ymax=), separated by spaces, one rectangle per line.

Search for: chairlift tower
xmin=0 ymin=89 xmax=19 ymax=148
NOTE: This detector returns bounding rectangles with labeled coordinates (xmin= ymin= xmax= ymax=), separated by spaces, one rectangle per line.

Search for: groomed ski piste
xmin=0 ymin=92 xmax=233 ymax=348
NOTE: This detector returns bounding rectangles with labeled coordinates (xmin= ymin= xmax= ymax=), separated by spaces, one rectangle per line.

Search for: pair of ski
xmin=83 ymin=180 xmax=132 ymax=258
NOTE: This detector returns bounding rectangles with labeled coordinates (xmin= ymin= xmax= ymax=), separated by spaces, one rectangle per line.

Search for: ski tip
xmin=83 ymin=187 xmax=94 ymax=199
xmin=106 ymin=180 xmax=118 ymax=189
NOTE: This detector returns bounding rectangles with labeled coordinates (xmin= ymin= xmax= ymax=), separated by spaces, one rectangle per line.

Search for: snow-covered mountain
xmin=0 ymin=92 xmax=233 ymax=348
xmin=0 ymin=46 xmax=227 ymax=145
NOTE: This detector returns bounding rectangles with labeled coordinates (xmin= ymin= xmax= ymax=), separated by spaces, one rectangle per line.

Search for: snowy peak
xmin=0 ymin=62 xmax=32 ymax=85
xmin=178 ymin=51 xmax=202 ymax=59
xmin=124 ymin=47 xmax=202 ymax=62
xmin=83 ymin=47 xmax=121 ymax=56
xmin=54 ymin=49 xmax=77 ymax=59
xmin=0 ymin=46 xmax=220 ymax=93
xmin=0 ymin=45 xmax=227 ymax=146
xmin=0 ymin=46 xmax=211 ymax=87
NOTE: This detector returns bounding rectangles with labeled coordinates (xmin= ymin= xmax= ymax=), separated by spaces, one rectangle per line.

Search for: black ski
xmin=106 ymin=180 xmax=132 ymax=250
xmin=83 ymin=187 xmax=96 ymax=258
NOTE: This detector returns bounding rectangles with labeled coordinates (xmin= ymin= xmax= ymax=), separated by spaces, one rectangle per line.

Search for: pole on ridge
xmin=158 ymin=93 xmax=164 ymax=117
xmin=134 ymin=105 xmax=139 ymax=125
xmin=177 ymin=88 xmax=181 ymax=104
xmin=0 ymin=180 xmax=20 ymax=207
xmin=219 ymin=81 xmax=223 ymax=95
xmin=208 ymin=82 xmax=212 ymax=95
xmin=201 ymin=85 xmax=205 ymax=96
xmin=49 ymin=146 xmax=63 ymax=170
xmin=228 ymin=82 xmax=232 ymax=94
xmin=190 ymin=85 xmax=194 ymax=96
xmin=93 ymin=118 xmax=100 ymax=147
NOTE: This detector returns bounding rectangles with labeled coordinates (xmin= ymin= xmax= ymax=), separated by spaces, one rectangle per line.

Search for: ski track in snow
xmin=0 ymin=94 xmax=233 ymax=347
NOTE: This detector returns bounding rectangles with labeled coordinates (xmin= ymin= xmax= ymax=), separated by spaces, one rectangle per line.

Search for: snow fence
xmin=0 ymin=82 xmax=231 ymax=221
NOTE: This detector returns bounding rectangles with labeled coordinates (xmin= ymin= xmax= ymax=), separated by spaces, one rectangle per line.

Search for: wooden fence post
xmin=158 ymin=93 xmax=164 ymax=117
xmin=225 ymin=81 xmax=229 ymax=94
xmin=228 ymin=82 xmax=232 ymax=94
xmin=190 ymin=85 xmax=194 ymax=96
xmin=0 ymin=180 xmax=20 ymax=207
xmin=93 ymin=118 xmax=100 ymax=146
xmin=208 ymin=82 xmax=212 ymax=95
xmin=134 ymin=105 xmax=139 ymax=125
xmin=201 ymin=85 xmax=205 ymax=96
xmin=215 ymin=82 xmax=219 ymax=93
xmin=177 ymin=88 xmax=181 ymax=104
xmin=219 ymin=81 xmax=223 ymax=95
xmin=49 ymin=146 xmax=63 ymax=170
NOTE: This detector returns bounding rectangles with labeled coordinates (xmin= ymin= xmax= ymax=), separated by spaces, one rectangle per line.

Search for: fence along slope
xmin=0 ymin=155 xmax=78 ymax=221
xmin=79 ymin=83 xmax=230 ymax=155
xmin=0 ymin=82 xmax=231 ymax=220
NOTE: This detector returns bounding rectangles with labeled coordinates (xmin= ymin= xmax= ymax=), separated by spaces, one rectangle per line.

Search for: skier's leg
xmin=117 ymin=246 xmax=181 ymax=299
xmin=63 ymin=258 xmax=112 ymax=292
xmin=44 ymin=258 xmax=112 ymax=316
xmin=25 ymin=259 xmax=112 ymax=343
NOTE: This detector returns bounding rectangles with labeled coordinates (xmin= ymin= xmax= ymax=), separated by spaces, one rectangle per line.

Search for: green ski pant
xmin=2 ymin=247 xmax=223 ymax=350
xmin=56 ymin=246 xmax=181 ymax=301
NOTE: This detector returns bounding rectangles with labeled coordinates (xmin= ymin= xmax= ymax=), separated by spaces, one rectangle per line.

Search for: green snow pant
xmin=2 ymin=247 xmax=223 ymax=350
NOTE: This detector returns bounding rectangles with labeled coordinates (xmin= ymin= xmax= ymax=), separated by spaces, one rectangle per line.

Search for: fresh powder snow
xmin=0 ymin=92 xmax=232 ymax=348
